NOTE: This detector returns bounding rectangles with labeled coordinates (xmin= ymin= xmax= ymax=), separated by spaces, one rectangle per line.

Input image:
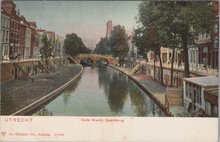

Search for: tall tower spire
xmin=106 ymin=20 xmax=112 ymax=39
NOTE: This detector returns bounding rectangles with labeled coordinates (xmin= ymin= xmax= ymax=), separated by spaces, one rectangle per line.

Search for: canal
xmin=32 ymin=66 xmax=164 ymax=116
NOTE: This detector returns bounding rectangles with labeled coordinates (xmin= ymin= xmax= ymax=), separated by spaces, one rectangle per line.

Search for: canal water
xmin=32 ymin=66 xmax=164 ymax=116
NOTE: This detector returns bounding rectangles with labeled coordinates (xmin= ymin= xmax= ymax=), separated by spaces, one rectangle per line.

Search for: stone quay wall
xmin=1 ymin=58 xmax=67 ymax=82
xmin=1 ymin=64 xmax=83 ymax=115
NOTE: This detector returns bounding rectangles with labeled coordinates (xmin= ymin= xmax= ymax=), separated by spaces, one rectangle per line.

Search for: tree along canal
xmin=32 ymin=66 xmax=164 ymax=116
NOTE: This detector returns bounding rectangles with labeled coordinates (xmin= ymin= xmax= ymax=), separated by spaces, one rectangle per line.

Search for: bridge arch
xmin=80 ymin=57 xmax=95 ymax=65
xmin=75 ymin=54 xmax=117 ymax=65
xmin=97 ymin=58 xmax=109 ymax=65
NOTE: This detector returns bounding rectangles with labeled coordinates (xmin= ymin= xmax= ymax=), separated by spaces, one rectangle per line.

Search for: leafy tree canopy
xmin=93 ymin=37 xmax=111 ymax=55
xmin=108 ymin=25 xmax=129 ymax=58
xmin=136 ymin=1 xmax=213 ymax=77
xmin=64 ymin=33 xmax=90 ymax=57
xmin=40 ymin=34 xmax=53 ymax=61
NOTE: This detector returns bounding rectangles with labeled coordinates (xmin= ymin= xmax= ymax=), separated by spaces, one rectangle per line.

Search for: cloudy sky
xmin=14 ymin=1 xmax=140 ymax=49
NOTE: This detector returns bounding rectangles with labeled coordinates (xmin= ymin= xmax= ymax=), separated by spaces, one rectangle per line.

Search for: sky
xmin=14 ymin=1 xmax=140 ymax=49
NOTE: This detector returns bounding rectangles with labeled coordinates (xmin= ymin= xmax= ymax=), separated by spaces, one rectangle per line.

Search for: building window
xmin=203 ymin=47 xmax=208 ymax=53
xmin=2 ymin=46 xmax=7 ymax=56
xmin=11 ymin=21 xmax=13 ymax=29
xmin=6 ymin=19 xmax=9 ymax=28
xmin=214 ymin=37 xmax=218 ymax=48
xmin=13 ymin=21 xmax=15 ymax=29
xmin=3 ymin=30 xmax=5 ymax=42
xmin=205 ymin=101 xmax=211 ymax=116
xmin=4 ymin=18 xmax=7 ymax=27
xmin=1 ymin=30 xmax=3 ymax=42
xmin=1 ymin=46 xmax=4 ymax=58
xmin=196 ymin=87 xmax=199 ymax=104
xmin=5 ymin=46 xmax=8 ymax=56
xmin=186 ymin=82 xmax=189 ymax=97
xmin=188 ymin=83 xmax=192 ymax=100
xmin=6 ymin=31 xmax=8 ymax=42
xmin=2 ymin=17 xmax=4 ymax=27
xmin=2 ymin=18 xmax=5 ymax=27
xmin=214 ymin=24 xmax=218 ymax=33
xmin=197 ymin=86 xmax=201 ymax=105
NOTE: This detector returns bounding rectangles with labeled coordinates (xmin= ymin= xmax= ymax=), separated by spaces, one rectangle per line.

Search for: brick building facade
xmin=29 ymin=22 xmax=38 ymax=58
xmin=2 ymin=0 xmax=20 ymax=59
xmin=1 ymin=0 xmax=64 ymax=61
xmin=19 ymin=14 xmax=26 ymax=59
xmin=1 ymin=8 xmax=10 ymax=61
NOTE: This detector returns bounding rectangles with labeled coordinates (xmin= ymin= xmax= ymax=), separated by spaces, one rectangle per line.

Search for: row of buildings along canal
xmin=1 ymin=56 xmax=218 ymax=117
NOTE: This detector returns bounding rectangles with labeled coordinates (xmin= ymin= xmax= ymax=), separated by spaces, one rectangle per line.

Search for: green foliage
xmin=132 ymin=27 xmax=145 ymax=57
xmin=136 ymin=1 xmax=213 ymax=48
xmin=130 ymin=50 xmax=136 ymax=59
xmin=64 ymin=33 xmax=90 ymax=57
xmin=135 ymin=1 xmax=213 ymax=77
xmin=93 ymin=37 xmax=110 ymax=55
xmin=108 ymin=25 xmax=129 ymax=58
xmin=40 ymin=34 xmax=53 ymax=61
xmin=83 ymin=47 xmax=92 ymax=54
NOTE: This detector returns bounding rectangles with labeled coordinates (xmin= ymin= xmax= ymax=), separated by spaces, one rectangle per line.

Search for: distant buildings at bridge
xmin=1 ymin=0 xmax=65 ymax=61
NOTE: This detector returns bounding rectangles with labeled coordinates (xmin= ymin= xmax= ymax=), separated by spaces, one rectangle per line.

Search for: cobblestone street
xmin=1 ymin=64 xmax=82 ymax=115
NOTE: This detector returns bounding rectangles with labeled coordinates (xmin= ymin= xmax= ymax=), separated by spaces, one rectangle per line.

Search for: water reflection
xmin=107 ymin=72 xmax=128 ymax=114
xmin=130 ymin=90 xmax=147 ymax=116
xmin=62 ymin=75 xmax=82 ymax=105
xmin=98 ymin=67 xmax=160 ymax=116
xmin=33 ymin=66 xmax=163 ymax=116
xmin=98 ymin=66 xmax=129 ymax=114
xmin=98 ymin=67 xmax=164 ymax=116
xmin=98 ymin=65 xmax=110 ymax=95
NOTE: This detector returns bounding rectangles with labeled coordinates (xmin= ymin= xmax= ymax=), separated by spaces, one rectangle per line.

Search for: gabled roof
xmin=1 ymin=8 xmax=10 ymax=16
xmin=1 ymin=0 xmax=16 ymax=7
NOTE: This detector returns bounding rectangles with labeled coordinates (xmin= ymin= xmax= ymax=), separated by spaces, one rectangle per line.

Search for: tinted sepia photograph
xmin=0 ymin=0 xmax=219 ymax=141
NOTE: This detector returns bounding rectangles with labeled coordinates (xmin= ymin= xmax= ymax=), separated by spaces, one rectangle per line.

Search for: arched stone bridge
xmin=72 ymin=54 xmax=118 ymax=65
